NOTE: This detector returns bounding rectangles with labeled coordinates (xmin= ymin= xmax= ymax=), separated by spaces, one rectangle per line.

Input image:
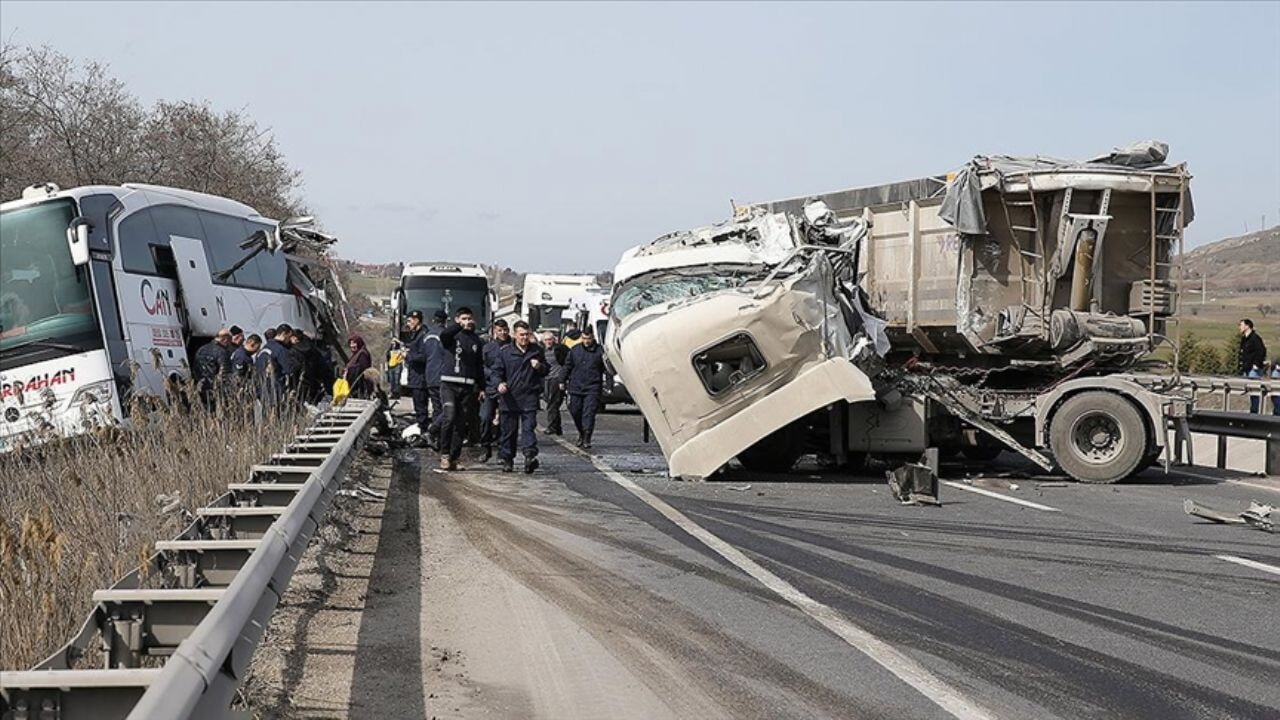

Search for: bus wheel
xmin=737 ymin=422 xmax=806 ymax=474
xmin=1049 ymin=391 xmax=1147 ymax=484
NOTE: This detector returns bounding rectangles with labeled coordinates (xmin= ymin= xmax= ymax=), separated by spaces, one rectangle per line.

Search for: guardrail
xmin=1185 ymin=409 xmax=1280 ymax=475
xmin=0 ymin=399 xmax=380 ymax=720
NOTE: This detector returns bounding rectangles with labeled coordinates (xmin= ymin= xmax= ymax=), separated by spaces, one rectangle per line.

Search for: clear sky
xmin=3 ymin=1 xmax=1278 ymax=272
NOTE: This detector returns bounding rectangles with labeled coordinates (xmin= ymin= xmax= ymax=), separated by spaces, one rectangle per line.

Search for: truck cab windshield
xmin=0 ymin=199 xmax=102 ymax=368
xmin=612 ymin=265 xmax=760 ymax=321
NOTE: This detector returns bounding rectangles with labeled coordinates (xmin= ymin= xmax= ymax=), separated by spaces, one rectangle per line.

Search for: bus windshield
xmin=1 ymin=199 xmax=102 ymax=367
xmin=402 ymin=275 xmax=489 ymax=322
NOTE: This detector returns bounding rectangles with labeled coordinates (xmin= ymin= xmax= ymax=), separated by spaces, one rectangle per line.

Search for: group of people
xmin=193 ymin=323 xmax=375 ymax=408
xmin=1238 ymin=318 xmax=1279 ymax=415
xmin=394 ymin=307 xmax=608 ymax=474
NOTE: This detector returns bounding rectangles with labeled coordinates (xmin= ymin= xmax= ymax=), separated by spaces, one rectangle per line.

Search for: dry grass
xmin=0 ymin=378 xmax=306 ymax=670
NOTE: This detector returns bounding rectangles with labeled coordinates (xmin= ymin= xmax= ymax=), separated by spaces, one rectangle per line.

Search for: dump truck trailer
xmin=606 ymin=142 xmax=1200 ymax=483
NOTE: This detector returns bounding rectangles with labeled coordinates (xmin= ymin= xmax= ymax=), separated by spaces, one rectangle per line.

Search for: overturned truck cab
xmin=605 ymin=206 xmax=880 ymax=480
xmin=609 ymin=142 xmax=1194 ymax=484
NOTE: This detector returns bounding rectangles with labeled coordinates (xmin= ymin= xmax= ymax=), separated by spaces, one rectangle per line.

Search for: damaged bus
xmin=606 ymin=142 xmax=1194 ymax=483
xmin=0 ymin=182 xmax=348 ymax=451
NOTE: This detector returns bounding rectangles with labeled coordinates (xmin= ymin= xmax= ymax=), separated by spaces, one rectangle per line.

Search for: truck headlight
xmin=71 ymin=380 xmax=114 ymax=406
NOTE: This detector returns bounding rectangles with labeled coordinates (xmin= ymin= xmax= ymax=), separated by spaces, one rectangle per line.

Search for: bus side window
xmin=118 ymin=209 xmax=162 ymax=274
xmin=198 ymin=211 xmax=261 ymax=288
xmin=152 ymin=245 xmax=179 ymax=279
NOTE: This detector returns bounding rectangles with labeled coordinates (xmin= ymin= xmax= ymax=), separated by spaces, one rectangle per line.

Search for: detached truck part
xmin=607 ymin=142 xmax=1193 ymax=483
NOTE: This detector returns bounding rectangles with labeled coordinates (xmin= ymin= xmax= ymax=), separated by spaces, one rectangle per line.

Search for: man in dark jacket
xmin=290 ymin=329 xmax=334 ymax=404
xmin=478 ymin=319 xmax=511 ymax=462
xmin=495 ymin=320 xmax=549 ymax=473
xmin=194 ymin=328 xmax=234 ymax=408
xmin=424 ymin=310 xmax=449 ymax=445
xmin=562 ymin=326 xmax=607 ymax=449
xmin=437 ymin=307 xmax=485 ymax=470
xmin=541 ymin=331 xmax=569 ymax=435
xmin=1239 ymin=319 xmax=1268 ymax=413
xmin=402 ymin=310 xmax=431 ymax=431
xmin=267 ymin=325 xmax=295 ymax=390
xmin=230 ymin=334 xmax=259 ymax=400
xmin=254 ymin=333 xmax=287 ymax=408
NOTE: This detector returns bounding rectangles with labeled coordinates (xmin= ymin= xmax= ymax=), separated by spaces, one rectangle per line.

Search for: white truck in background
xmin=0 ymin=182 xmax=347 ymax=452
xmin=569 ymin=290 xmax=631 ymax=405
xmin=520 ymin=274 xmax=601 ymax=333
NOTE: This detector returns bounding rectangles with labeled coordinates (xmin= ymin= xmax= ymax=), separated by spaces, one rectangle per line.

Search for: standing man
xmin=403 ymin=310 xmax=432 ymax=433
xmin=1238 ymin=319 xmax=1268 ymax=413
xmin=479 ymin=319 xmax=511 ymax=462
xmin=541 ymin=331 xmax=568 ymax=435
xmin=230 ymin=332 xmax=257 ymax=385
xmin=424 ymin=310 xmax=449 ymax=447
xmin=229 ymin=325 xmax=245 ymax=350
xmin=255 ymin=332 xmax=287 ymax=409
xmin=495 ymin=320 xmax=549 ymax=473
xmin=194 ymin=328 xmax=234 ymax=408
xmin=269 ymin=324 xmax=296 ymax=394
xmin=562 ymin=326 xmax=607 ymax=449
xmin=437 ymin=307 xmax=485 ymax=471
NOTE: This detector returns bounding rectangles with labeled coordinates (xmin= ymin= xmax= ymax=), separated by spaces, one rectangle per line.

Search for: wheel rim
xmin=1070 ymin=411 xmax=1125 ymax=465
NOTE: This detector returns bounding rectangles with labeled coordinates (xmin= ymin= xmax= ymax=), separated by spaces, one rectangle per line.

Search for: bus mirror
xmin=67 ymin=217 xmax=91 ymax=266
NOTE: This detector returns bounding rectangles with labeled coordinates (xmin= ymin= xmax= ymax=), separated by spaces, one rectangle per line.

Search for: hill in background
xmin=1182 ymin=225 xmax=1280 ymax=294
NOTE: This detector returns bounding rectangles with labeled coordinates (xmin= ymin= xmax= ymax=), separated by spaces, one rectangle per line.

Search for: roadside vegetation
xmin=0 ymin=378 xmax=306 ymax=670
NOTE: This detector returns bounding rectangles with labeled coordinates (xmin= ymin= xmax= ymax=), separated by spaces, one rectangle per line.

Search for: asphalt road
xmin=299 ymin=406 xmax=1280 ymax=720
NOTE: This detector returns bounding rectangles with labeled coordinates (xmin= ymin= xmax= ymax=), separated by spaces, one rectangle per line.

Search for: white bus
xmin=0 ymin=182 xmax=337 ymax=451
xmin=520 ymin=274 xmax=601 ymax=333
xmin=392 ymin=262 xmax=494 ymax=340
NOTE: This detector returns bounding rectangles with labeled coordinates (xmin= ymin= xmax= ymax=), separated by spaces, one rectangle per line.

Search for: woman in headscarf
xmin=344 ymin=334 xmax=375 ymax=398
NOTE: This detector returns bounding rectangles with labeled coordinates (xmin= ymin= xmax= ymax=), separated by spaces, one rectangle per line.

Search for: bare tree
xmin=0 ymin=44 xmax=303 ymax=218
xmin=1258 ymin=304 xmax=1274 ymax=319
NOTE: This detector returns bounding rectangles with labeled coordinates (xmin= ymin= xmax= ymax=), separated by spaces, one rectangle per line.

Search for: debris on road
xmin=1184 ymin=499 xmax=1274 ymax=532
xmin=339 ymin=483 xmax=388 ymax=502
xmin=726 ymin=484 xmax=753 ymax=492
xmin=969 ymin=478 xmax=1020 ymax=491
xmin=887 ymin=464 xmax=941 ymax=506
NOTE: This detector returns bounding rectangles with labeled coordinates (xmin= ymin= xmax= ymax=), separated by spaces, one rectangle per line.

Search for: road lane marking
xmin=941 ymin=481 xmax=1061 ymax=512
xmin=1215 ymin=555 xmax=1280 ymax=578
xmin=552 ymin=437 xmax=998 ymax=720
xmin=1226 ymin=479 xmax=1280 ymax=494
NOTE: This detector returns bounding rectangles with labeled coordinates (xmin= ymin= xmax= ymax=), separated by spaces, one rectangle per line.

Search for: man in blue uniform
xmin=423 ymin=310 xmax=449 ymax=446
xmin=478 ymin=319 xmax=511 ymax=463
xmin=402 ymin=310 xmax=431 ymax=432
xmin=495 ymin=320 xmax=549 ymax=473
xmin=437 ymin=307 xmax=485 ymax=471
xmin=254 ymin=332 xmax=287 ymax=408
xmin=562 ymin=326 xmax=607 ymax=449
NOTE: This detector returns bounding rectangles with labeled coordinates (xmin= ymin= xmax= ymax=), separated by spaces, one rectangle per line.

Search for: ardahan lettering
xmin=1 ymin=368 xmax=76 ymax=400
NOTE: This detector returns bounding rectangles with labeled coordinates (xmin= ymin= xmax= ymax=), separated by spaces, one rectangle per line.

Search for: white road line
xmin=1226 ymin=479 xmax=1280 ymax=494
xmin=1215 ymin=555 xmax=1280 ymax=578
xmin=940 ymin=481 xmax=1061 ymax=512
xmin=553 ymin=437 xmax=998 ymax=720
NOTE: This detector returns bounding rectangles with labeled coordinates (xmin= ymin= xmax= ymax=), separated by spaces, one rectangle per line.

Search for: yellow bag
xmin=388 ymin=349 xmax=403 ymax=367
xmin=332 ymin=377 xmax=351 ymax=404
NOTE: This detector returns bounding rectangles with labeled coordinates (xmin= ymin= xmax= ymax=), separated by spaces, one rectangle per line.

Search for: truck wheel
xmin=1049 ymin=392 xmax=1147 ymax=484
xmin=737 ymin=422 xmax=806 ymax=473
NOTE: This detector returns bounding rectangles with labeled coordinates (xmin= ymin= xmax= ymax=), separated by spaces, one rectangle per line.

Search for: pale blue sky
xmin=3 ymin=1 xmax=1278 ymax=271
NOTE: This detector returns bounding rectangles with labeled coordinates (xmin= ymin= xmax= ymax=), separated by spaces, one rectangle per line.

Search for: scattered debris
xmin=339 ymin=483 xmax=388 ymax=502
xmin=726 ymin=484 xmax=753 ymax=492
xmin=887 ymin=464 xmax=940 ymax=506
xmin=1184 ymin=499 xmax=1274 ymax=532
xmin=969 ymin=478 xmax=1020 ymax=491
xmin=1036 ymin=482 xmax=1070 ymax=488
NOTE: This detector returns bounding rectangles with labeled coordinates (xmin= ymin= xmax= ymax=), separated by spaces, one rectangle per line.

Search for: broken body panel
xmin=610 ymin=143 xmax=1195 ymax=483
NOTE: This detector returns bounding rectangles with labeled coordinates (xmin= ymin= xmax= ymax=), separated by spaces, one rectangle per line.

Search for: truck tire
xmin=1049 ymin=391 xmax=1148 ymax=484
xmin=737 ymin=422 xmax=806 ymax=474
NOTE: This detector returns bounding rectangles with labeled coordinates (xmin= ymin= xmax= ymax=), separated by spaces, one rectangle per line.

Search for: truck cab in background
xmin=520 ymin=274 xmax=600 ymax=334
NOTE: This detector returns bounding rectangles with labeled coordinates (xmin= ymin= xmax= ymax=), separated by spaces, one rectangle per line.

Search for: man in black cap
xmin=562 ymin=325 xmax=607 ymax=449
xmin=229 ymin=325 xmax=244 ymax=349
